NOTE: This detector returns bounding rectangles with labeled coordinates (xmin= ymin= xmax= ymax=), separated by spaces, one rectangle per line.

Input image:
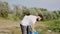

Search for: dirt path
xmin=0 ymin=20 xmax=20 ymax=28
xmin=0 ymin=19 xmax=21 ymax=34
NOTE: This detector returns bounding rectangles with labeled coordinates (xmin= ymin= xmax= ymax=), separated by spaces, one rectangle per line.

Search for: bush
xmin=0 ymin=2 xmax=9 ymax=18
xmin=46 ymin=20 xmax=60 ymax=32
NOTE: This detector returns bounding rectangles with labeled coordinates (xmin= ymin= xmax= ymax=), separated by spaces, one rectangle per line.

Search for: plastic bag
xmin=29 ymin=30 xmax=38 ymax=34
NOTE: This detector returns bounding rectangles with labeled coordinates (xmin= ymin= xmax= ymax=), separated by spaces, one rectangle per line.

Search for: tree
xmin=53 ymin=11 xmax=60 ymax=18
xmin=12 ymin=5 xmax=21 ymax=20
xmin=22 ymin=6 xmax=30 ymax=16
xmin=0 ymin=2 xmax=9 ymax=18
xmin=39 ymin=8 xmax=47 ymax=11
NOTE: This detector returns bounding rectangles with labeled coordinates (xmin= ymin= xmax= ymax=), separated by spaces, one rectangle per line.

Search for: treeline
xmin=0 ymin=1 xmax=60 ymax=21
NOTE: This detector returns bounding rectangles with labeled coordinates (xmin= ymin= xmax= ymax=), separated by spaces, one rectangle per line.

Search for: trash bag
xmin=29 ymin=30 xmax=38 ymax=34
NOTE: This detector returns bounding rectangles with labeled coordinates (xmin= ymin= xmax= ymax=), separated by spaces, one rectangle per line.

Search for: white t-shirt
xmin=20 ymin=15 xmax=37 ymax=26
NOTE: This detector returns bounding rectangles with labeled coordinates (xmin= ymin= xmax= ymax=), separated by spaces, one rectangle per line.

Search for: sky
xmin=1 ymin=0 xmax=60 ymax=10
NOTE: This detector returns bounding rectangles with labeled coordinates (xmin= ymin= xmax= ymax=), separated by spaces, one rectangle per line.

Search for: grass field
xmin=0 ymin=17 xmax=60 ymax=34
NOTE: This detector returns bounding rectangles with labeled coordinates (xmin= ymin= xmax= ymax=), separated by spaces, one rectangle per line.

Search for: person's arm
xmin=30 ymin=23 xmax=35 ymax=34
xmin=30 ymin=16 xmax=36 ymax=34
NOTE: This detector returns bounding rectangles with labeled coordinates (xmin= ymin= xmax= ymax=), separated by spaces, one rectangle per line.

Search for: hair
xmin=38 ymin=14 xmax=43 ymax=21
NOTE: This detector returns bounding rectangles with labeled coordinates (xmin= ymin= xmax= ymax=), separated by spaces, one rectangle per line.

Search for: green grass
xmin=36 ymin=19 xmax=60 ymax=34
xmin=0 ymin=17 xmax=60 ymax=34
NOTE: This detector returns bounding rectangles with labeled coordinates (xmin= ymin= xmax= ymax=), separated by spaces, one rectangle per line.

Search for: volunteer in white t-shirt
xmin=20 ymin=14 xmax=43 ymax=34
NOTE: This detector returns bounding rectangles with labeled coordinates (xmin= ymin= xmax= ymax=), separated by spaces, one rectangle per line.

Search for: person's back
xmin=21 ymin=15 xmax=29 ymax=26
xmin=20 ymin=15 xmax=37 ymax=26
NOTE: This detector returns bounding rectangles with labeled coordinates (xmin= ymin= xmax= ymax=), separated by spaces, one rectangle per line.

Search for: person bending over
xmin=20 ymin=14 xmax=43 ymax=34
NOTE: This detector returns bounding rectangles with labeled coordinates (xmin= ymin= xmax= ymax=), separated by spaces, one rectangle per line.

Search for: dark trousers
xmin=20 ymin=24 xmax=29 ymax=34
